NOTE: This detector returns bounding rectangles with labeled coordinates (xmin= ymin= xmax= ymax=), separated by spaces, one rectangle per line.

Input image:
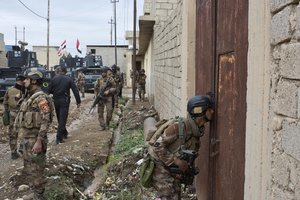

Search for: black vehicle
xmin=0 ymin=67 xmax=22 ymax=99
xmin=0 ymin=43 xmax=46 ymax=99
xmin=83 ymin=54 xmax=103 ymax=68
xmin=59 ymin=55 xmax=84 ymax=80
xmin=76 ymin=67 xmax=103 ymax=92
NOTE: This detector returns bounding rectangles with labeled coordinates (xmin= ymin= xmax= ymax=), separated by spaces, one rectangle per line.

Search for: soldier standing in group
xmin=94 ymin=67 xmax=116 ymax=130
xmin=3 ymin=75 xmax=25 ymax=159
xmin=148 ymin=95 xmax=214 ymax=200
xmin=15 ymin=68 xmax=54 ymax=200
xmin=48 ymin=66 xmax=81 ymax=144
xmin=76 ymin=68 xmax=86 ymax=98
xmin=111 ymin=64 xmax=121 ymax=108
xmin=138 ymin=69 xmax=147 ymax=101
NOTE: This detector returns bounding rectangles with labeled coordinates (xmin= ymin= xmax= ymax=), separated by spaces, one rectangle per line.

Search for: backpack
xmin=139 ymin=117 xmax=184 ymax=188
xmin=139 ymin=153 xmax=155 ymax=188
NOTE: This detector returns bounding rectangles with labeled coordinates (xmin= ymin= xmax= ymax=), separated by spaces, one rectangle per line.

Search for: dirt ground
xmin=0 ymin=91 xmax=117 ymax=200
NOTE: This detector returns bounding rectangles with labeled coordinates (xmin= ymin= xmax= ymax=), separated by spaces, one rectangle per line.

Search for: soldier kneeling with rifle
xmin=92 ymin=67 xmax=116 ymax=131
xmin=148 ymin=95 xmax=214 ymax=200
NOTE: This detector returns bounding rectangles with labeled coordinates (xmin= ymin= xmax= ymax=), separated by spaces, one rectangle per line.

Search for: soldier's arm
xmin=70 ymin=78 xmax=81 ymax=105
xmin=152 ymin=123 xmax=179 ymax=166
xmin=94 ymin=79 xmax=100 ymax=95
xmin=37 ymin=97 xmax=52 ymax=140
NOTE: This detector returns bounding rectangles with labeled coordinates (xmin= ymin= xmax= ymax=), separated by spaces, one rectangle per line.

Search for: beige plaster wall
xmin=245 ymin=0 xmax=271 ymax=199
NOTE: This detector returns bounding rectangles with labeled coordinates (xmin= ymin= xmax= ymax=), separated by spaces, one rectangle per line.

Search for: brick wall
xmin=270 ymin=1 xmax=300 ymax=199
xmin=153 ymin=0 xmax=183 ymax=119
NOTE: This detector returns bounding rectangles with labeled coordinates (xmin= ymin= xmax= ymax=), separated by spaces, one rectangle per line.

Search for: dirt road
xmin=0 ymin=92 xmax=116 ymax=199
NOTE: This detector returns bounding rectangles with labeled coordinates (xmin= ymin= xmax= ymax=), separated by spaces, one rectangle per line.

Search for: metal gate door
xmin=195 ymin=0 xmax=248 ymax=199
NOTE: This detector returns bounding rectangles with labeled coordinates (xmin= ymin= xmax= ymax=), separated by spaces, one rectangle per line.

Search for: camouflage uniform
xmin=3 ymin=85 xmax=23 ymax=157
xmin=77 ymin=71 xmax=86 ymax=98
xmin=112 ymin=70 xmax=122 ymax=107
xmin=94 ymin=75 xmax=116 ymax=129
xmin=148 ymin=118 xmax=200 ymax=200
xmin=15 ymin=88 xmax=53 ymax=199
xmin=138 ymin=72 xmax=147 ymax=101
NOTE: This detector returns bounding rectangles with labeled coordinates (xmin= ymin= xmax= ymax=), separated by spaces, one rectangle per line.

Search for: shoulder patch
xmin=38 ymin=99 xmax=50 ymax=113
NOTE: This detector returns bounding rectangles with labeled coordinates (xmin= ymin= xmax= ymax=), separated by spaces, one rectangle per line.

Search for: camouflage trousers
xmin=97 ymin=97 xmax=113 ymax=128
xmin=8 ymin=111 xmax=20 ymax=153
xmin=21 ymin=129 xmax=47 ymax=197
xmin=138 ymin=84 xmax=146 ymax=100
xmin=78 ymin=84 xmax=85 ymax=98
xmin=152 ymin=162 xmax=181 ymax=200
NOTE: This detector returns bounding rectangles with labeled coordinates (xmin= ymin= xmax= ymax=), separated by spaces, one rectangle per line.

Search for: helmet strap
xmin=187 ymin=114 xmax=205 ymax=137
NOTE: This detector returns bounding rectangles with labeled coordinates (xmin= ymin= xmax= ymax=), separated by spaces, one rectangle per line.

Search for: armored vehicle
xmin=0 ymin=68 xmax=22 ymax=99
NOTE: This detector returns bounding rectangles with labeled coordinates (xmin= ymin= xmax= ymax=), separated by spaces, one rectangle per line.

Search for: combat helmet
xmin=16 ymin=74 xmax=25 ymax=81
xmin=187 ymin=95 xmax=213 ymax=117
xmin=23 ymin=68 xmax=44 ymax=80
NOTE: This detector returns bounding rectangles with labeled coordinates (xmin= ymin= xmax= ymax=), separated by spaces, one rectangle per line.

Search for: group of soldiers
xmin=1 ymin=64 xmax=126 ymax=199
xmin=2 ymin=64 xmax=214 ymax=200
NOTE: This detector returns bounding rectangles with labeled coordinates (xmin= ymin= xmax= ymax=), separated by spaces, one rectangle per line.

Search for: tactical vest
xmin=15 ymin=91 xmax=54 ymax=129
xmin=7 ymin=87 xmax=20 ymax=110
xmin=147 ymin=117 xmax=200 ymax=159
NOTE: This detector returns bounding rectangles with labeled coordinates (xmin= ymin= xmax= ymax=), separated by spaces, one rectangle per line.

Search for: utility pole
xmin=23 ymin=26 xmax=25 ymax=42
xmin=15 ymin=26 xmax=17 ymax=46
xmin=108 ymin=17 xmax=114 ymax=45
xmin=47 ymin=0 xmax=50 ymax=70
xmin=132 ymin=0 xmax=137 ymax=105
xmin=111 ymin=0 xmax=119 ymax=66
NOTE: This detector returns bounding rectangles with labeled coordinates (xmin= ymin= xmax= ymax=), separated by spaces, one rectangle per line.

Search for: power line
xmin=17 ymin=0 xmax=47 ymax=20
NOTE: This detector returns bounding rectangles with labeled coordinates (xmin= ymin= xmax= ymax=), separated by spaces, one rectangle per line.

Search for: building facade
xmin=138 ymin=0 xmax=300 ymax=199
xmin=86 ymin=45 xmax=130 ymax=86
xmin=32 ymin=46 xmax=60 ymax=69
xmin=0 ymin=33 xmax=7 ymax=67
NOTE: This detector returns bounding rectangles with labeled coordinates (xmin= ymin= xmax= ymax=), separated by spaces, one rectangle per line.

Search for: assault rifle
xmin=89 ymin=80 xmax=112 ymax=113
xmin=169 ymin=149 xmax=199 ymax=186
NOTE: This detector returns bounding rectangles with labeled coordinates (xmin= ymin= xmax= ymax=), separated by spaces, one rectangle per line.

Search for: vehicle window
xmin=0 ymin=71 xmax=19 ymax=78
xmin=83 ymin=69 xmax=101 ymax=75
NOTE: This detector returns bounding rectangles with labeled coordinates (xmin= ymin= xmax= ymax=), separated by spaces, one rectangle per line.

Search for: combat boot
xmin=11 ymin=152 xmax=19 ymax=160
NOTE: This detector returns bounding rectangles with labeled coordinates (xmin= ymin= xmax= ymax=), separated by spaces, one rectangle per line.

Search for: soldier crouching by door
xmin=14 ymin=68 xmax=54 ymax=200
xmin=94 ymin=67 xmax=116 ymax=130
xmin=148 ymin=96 xmax=214 ymax=200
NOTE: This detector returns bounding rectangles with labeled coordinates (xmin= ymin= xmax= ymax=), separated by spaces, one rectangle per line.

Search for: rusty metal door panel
xmin=195 ymin=0 xmax=214 ymax=199
xmin=195 ymin=0 xmax=248 ymax=199
xmin=214 ymin=52 xmax=245 ymax=200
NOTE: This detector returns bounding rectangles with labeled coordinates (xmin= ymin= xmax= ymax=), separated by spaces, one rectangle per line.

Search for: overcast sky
xmin=0 ymin=0 xmax=143 ymax=56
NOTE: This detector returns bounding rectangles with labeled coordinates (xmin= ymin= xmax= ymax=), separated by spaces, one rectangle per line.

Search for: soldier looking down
xmin=15 ymin=68 xmax=54 ymax=200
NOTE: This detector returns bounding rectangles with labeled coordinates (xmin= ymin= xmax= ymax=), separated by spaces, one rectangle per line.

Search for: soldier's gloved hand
xmin=174 ymin=158 xmax=189 ymax=172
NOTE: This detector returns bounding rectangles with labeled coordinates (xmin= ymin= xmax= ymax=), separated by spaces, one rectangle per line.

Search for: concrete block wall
xmin=153 ymin=0 xmax=183 ymax=119
xmin=154 ymin=0 xmax=180 ymax=22
xmin=270 ymin=1 xmax=300 ymax=199
xmin=0 ymin=33 xmax=7 ymax=67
